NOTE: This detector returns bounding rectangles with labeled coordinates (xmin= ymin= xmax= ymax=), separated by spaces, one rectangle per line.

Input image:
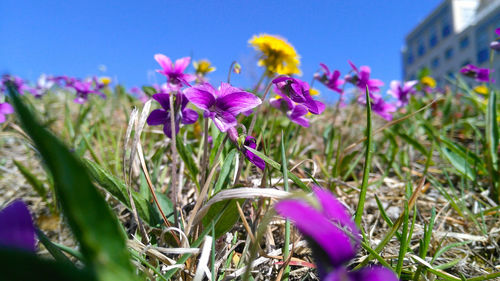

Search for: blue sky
xmin=0 ymin=0 xmax=439 ymax=97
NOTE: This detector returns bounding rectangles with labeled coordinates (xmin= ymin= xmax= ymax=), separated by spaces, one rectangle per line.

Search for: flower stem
xmin=169 ymin=92 xmax=179 ymax=227
xmin=280 ymin=131 xmax=291 ymax=281
xmin=354 ymin=86 xmax=373 ymax=227
xmin=200 ymin=118 xmax=209 ymax=186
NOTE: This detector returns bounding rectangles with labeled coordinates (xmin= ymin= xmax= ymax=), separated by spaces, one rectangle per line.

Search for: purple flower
xmin=243 ymin=136 xmax=265 ymax=170
xmin=130 ymin=87 xmax=149 ymax=103
xmin=275 ymin=186 xmax=397 ymax=281
xmin=0 ymin=102 xmax=14 ymax=123
xmin=371 ymin=95 xmax=397 ymax=121
xmin=272 ymin=76 xmax=325 ymax=115
xmin=460 ymin=64 xmax=493 ymax=83
xmin=270 ymin=93 xmax=310 ymax=127
xmin=154 ymin=54 xmax=195 ymax=88
xmin=491 ymin=28 xmax=500 ymax=50
xmin=387 ymin=80 xmax=417 ymax=107
xmin=71 ymin=79 xmax=106 ymax=104
xmin=346 ymin=61 xmax=384 ymax=93
xmin=316 ymin=63 xmax=344 ymax=94
xmin=147 ymin=92 xmax=198 ymax=138
xmin=0 ymin=200 xmax=36 ymax=252
xmin=183 ymin=82 xmax=261 ymax=132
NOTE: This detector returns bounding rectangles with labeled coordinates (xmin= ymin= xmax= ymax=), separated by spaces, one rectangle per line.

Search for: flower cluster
xmin=460 ymin=64 xmax=493 ymax=83
xmin=249 ymin=34 xmax=301 ymax=76
xmin=276 ymin=186 xmax=398 ymax=281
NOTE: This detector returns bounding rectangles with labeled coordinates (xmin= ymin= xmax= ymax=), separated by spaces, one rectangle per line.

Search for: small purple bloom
xmin=387 ymin=80 xmax=417 ymax=107
xmin=0 ymin=102 xmax=14 ymax=123
xmin=371 ymin=95 xmax=397 ymax=121
xmin=71 ymin=79 xmax=105 ymax=104
xmin=0 ymin=200 xmax=36 ymax=252
xmin=492 ymin=28 xmax=500 ymax=50
xmin=270 ymin=94 xmax=310 ymax=127
xmin=272 ymin=76 xmax=325 ymax=115
xmin=183 ymin=82 xmax=261 ymax=132
xmin=130 ymin=87 xmax=149 ymax=103
xmin=243 ymin=136 xmax=265 ymax=170
xmin=275 ymin=186 xmax=397 ymax=281
xmin=154 ymin=54 xmax=195 ymax=88
xmin=460 ymin=64 xmax=493 ymax=83
xmin=316 ymin=63 xmax=344 ymax=94
xmin=346 ymin=61 xmax=384 ymax=93
xmin=147 ymin=92 xmax=198 ymax=138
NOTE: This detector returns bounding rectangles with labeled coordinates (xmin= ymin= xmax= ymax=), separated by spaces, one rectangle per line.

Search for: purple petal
xmin=183 ymin=84 xmax=216 ymax=111
xmin=348 ymin=60 xmax=359 ymax=73
xmin=0 ymin=200 xmax=36 ymax=252
xmin=350 ymin=266 xmax=399 ymax=281
xmin=174 ymin=57 xmax=191 ymax=73
xmin=0 ymin=114 xmax=5 ymax=123
xmin=152 ymin=93 xmax=171 ymax=110
xmin=275 ymin=200 xmax=357 ymax=266
xmin=218 ymin=82 xmax=246 ymax=98
xmin=155 ymin=54 xmax=173 ymax=73
xmin=181 ymin=108 xmax=198 ymax=124
xmin=319 ymin=63 xmax=331 ymax=76
xmin=216 ymin=92 xmax=262 ymax=116
xmin=212 ymin=110 xmax=237 ymax=132
xmin=147 ymin=109 xmax=169 ymax=126
xmin=496 ymin=28 xmax=500 ymax=36
xmin=312 ymin=186 xmax=360 ymax=241
xmin=289 ymin=104 xmax=308 ymax=120
xmin=0 ymin=102 xmax=14 ymax=114
xmin=243 ymin=137 xmax=265 ymax=170
xmin=290 ymin=115 xmax=309 ymax=127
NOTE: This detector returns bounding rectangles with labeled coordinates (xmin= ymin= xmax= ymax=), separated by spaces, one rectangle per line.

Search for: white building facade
xmin=402 ymin=0 xmax=500 ymax=87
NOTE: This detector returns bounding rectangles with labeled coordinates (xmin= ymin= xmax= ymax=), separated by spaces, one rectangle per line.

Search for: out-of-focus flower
xmin=310 ymin=88 xmax=320 ymax=96
xmin=184 ymin=82 xmax=261 ymax=132
xmin=420 ymin=76 xmax=436 ymax=89
xmin=460 ymin=64 xmax=493 ymax=83
xmin=72 ymin=79 xmax=105 ymax=104
xmin=243 ymin=136 xmax=265 ymax=170
xmin=0 ymin=102 xmax=14 ymax=123
xmin=275 ymin=186 xmax=397 ymax=281
xmin=129 ymin=87 xmax=149 ymax=103
xmin=233 ymin=62 xmax=242 ymax=74
xmin=249 ymin=34 xmax=301 ymax=76
xmin=370 ymin=94 xmax=397 ymax=121
xmin=193 ymin=60 xmax=216 ymax=76
xmin=99 ymin=76 xmax=112 ymax=86
xmin=1 ymin=75 xmax=32 ymax=95
xmin=387 ymin=80 xmax=417 ymax=107
xmin=272 ymin=76 xmax=325 ymax=115
xmin=146 ymin=93 xmax=198 ymax=138
xmin=315 ymin=63 xmax=344 ymax=94
xmin=491 ymin=28 xmax=500 ymax=50
xmin=345 ymin=61 xmax=384 ymax=93
xmin=473 ymin=85 xmax=489 ymax=95
xmin=154 ymin=54 xmax=195 ymax=88
xmin=0 ymin=200 xmax=36 ymax=252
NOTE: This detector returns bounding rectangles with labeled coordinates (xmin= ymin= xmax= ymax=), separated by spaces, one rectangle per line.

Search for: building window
xmin=418 ymin=39 xmax=426 ymax=57
xmin=460 ymin=36 xmax=469 ymax=49
xmin=429 ymin=27 xmax=438 ymax=48
xmin=476 ymin=30 xmax=489 ymax=64
xmin=477 ymin=48 xmax=489 ymax=64
xmin=407 ymin=54 xmax=414 ymax=65
xmin=432 ymin=57 xmax=440 ymax=69
xmin=461 ymin=59 xmax=471 ymax=67
xmin=447 ymin=70 xmax=455 ymax=78
xmin=445 ymin=47 xmax=454 ymax=60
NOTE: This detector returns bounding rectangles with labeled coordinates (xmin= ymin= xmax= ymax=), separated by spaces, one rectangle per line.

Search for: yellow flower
xmin=249 ymin=34 xmax=301 ymax=76
xmin=310 ymin=88 xmax=320 ymax=96
xmin=473 ymin=85 xmax=489 ymax=95
xmin=193 ymin=60 xmax=216 ymax=76
xmin=99 ymin=77 xmax=112 ymax=86
xmin=420 ymin=76 xmax=436 ymax=88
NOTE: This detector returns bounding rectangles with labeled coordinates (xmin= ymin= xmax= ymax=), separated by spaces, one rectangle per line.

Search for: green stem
xmin=281 ymin=131 xmax=290 ymax=281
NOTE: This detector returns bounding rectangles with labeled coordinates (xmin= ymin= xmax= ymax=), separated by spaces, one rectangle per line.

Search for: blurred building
xmin=402 ymin=0 xmax=500 ymax=86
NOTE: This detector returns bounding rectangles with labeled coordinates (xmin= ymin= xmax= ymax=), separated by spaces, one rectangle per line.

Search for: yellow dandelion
xmin=310 ymin=88 xmax=320 ymax=96
xmin=473 ymin=85 xmax=489 ymax=95
xmin=193 ymin=59 xmax=216 ymax=76
xmin=249 ymin=34 xmax=301 ymax=76
xmin=99 ymin=76 xmax=112 ymax=86
xmin=420 ymin=76 xmax=436 ymax=88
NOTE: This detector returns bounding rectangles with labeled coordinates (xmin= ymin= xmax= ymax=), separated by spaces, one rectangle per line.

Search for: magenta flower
xmin=275 ymin=186 xmax=397 ymax=281
xmin=147 ymin=93 xmax=198 ymax=138
xmin=387 ymin=80 xmax=418 ymax=107
xmin=243 ymin=136 xmax=265 ymax=170
xmin=0 ymin=102 xmax=14 ymax=123
xmin=183 ymin=82 xmax=261 ymax=132
xmin=272 ymin=76 xmax=325 ymax=115
xmin=0 ymin=200 xmax=36 ymax=252
xmin=154 ymin=54 xmax=195 ymax=88
xmin=491 ymin=28 xmax=500 ymax=50
xmin=346 ymin=61 xmax=384 ymax=93
xmin=316 ymin=63 xmax=344 ymax=94
xmin=71 ymin=79 xmax=106 ymax=104
xmin=460 ymin=64 xmax=493 ymax=83
xmin=129 ymin=87 xmax=149 ymax=103
xmin=370 ymin=94 xmax=397 ymax=121
xmin=270 ymin=93 xmax=310 ymax=127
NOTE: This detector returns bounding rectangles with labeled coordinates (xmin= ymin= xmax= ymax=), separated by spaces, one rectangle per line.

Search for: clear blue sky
xmin=0 ymin=0 xmax=439 ymax=97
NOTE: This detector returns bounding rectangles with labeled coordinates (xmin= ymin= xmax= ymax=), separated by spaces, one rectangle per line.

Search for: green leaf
xmin=0 ymin=247 xmax=96 ymax=281
xmin=8 ymin=84 xmax=138 ymax=281
xmin=36 ymin=229 xmax=74 ymax=266
xmin=244 ymin=146 xmax=310 ymax=191
xmin=83 ymin=159 xmax=159 ymax=227
xmin=202 ymin=199 xmax=242 ymax=239
xmin=213 ymin=148 xmax=237 ymax=194
xmin=13 ymin=160 xmax=47 ymax=198
xmin=176 ymin=135 xmax=199 ymax=181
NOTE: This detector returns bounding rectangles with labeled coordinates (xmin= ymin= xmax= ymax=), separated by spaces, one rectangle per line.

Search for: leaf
xmin=176 ymin=135 xmax=199 ymax=181
xmin=13 ymin=160 xmax=47 ymax=198
xmin=83 ymin=159 xmax=159 ymax=227
xmin=486 ymin=90 xmax=499 ymax=175
xmin=244 ymin=146 xmax=310 ymax=191
xmin=0 ymin=247 xmax=96 ymax=281
xmin=35 ymin=229 xmax=74 ymax=266
xmin=213 ymin=148 xmax=237 ymax=194
xmin=8 ymin=84 xmax=138 ymax=281
xmin=202 ymin=199 xmax=242 ymax=239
